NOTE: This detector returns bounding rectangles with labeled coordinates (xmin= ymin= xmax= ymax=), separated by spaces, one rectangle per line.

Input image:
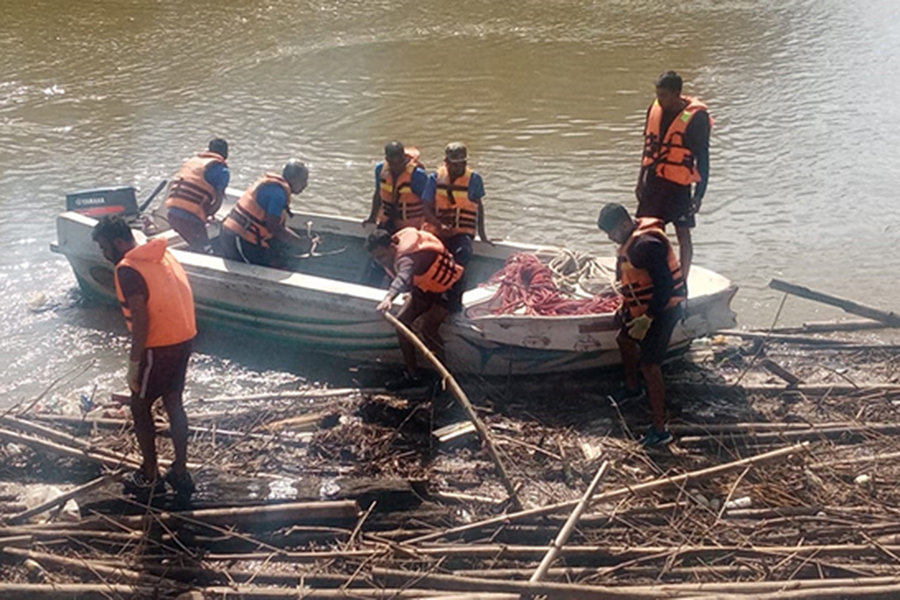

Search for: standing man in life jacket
xmin=363 ymin=141 xmax=429 ymax=234
xmin=222 ymin=159 xmax=313 ymax=268
xmin=164 ymin=138 xmax=230 ymax=252
xmin=598 ymin=203 xmax=686 ymax=448
xmin=422 ymin=142 xmax=492 ymax=268
xmin=636 ymin=71 xmax=711 ymax=283
xmin=367 ymin=228 xmax=464 ymax=391
xmin=92 ymin=215 xmax=197 ymax=494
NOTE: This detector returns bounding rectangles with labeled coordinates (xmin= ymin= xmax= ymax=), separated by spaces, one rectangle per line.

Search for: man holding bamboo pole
xmin=367 ymin=227 xmax=464 ymax=390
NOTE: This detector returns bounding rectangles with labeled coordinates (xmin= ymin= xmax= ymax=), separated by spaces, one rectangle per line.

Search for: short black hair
xmin=208 ymin=137 xmax=228 ymax=159
xmin=655 ymin=71 xmax=683 ymax=94
xmin=365 ymin=229 xmax=393 ymax=253
xmin=597 ymin=203 xmax=631 ymax=232
xmin=384 ymin=141 xmax=405 ymax=160
xmin=92 ymin=214 xmax=135 ymax=244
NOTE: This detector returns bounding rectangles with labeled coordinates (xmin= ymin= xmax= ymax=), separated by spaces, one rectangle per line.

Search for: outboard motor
xmin=66 ymin=187 xmax=139 ymax=218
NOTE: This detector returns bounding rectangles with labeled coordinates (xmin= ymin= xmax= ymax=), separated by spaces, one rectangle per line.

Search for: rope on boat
xmin=485 ymin=251 xmax=621 ymax=316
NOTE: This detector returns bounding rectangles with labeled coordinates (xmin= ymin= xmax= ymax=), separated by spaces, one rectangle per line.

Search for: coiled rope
xmin=485 ymin=251 xmax=621 ymax=316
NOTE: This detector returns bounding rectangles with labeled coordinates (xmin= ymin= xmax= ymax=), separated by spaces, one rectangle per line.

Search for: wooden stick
xmin=383 ymin=311 xmax=522 ymax=511
xmin=114 ymin=500 xmax=360 ymax=530
xmin=0 ymin=583 xmax=463 ymax=599
xmin=763 ymin=319 xmax=892 ymax=334
xmin=192 ymin=387 xmax=385 ymax=404
xmin=670 ymin=382 xmax=900 ymax=395
xmin=5 ymin=473 xmax=120 ymax=525
xmin=2 ymin=546 xmax=146 ymax=583
xmin=32 ymin=414 xmax=311 ymax=447
xmin=761 ymin=359 xmax=802 ymax=386
xmin=373 ymin=567 xmax=659 ymax=599
xmin=406 ymin=442 xmax=808 ymax=544
xmin=529 ymin=460 xmax=609 ymax=584
xmin=769 ymin=278 xmax=900 ymax=326
xmin=0 ymin=424 xmax=142 ymax=470
xmin=677 ymin=424 xmax=900 ymax=446
xmin=718 ymin=329 xmax=858 ymax=346
xmin=384 ymin=571 xmax=900 ymax=599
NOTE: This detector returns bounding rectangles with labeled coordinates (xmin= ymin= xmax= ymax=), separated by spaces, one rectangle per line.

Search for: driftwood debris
xmin=383 ymin=311 xmax=522 ymax=511
xmin=2 ymin=337 xmax=900 ymax=598
xmin=529 ymin=460 xmax=609 ymax=584
xmin=769 ymin=278 xmax=900 ymax=326
xmin=407 ymin=442 xmax=808 ymax=544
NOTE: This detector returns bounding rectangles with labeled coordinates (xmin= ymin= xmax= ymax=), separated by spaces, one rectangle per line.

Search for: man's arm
xmin=420 ymin=172 xmax=442 ymax=228
xmin=376 ymin=255 xmax=415 ymax=313
xmin=118 ymin=267 xmax=149 ymax=391
xmin=687 ymin=111 xmax=711 ymax=209
xmin=364 ymin=164 xmax=383 ymax=225
xmin=635 ymin=105 xmax=653 ymax=202
xmin=628 ymin=237 xmax=674 ymax=318
xmin=410 ymin=167 xmax=429 ymax=199
xmin=469 ymin=173 xmax=491 ymax=243
xmin=205 ymin=162 xmax=230 ymax=217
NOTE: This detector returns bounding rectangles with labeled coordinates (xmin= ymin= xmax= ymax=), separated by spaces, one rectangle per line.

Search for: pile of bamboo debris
xmin=2 ymin=318 xmax=900 ymax=597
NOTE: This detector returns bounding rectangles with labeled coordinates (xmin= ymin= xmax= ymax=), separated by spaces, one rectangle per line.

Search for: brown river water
xmin=2 ymin=0 xmax=899 ymax=405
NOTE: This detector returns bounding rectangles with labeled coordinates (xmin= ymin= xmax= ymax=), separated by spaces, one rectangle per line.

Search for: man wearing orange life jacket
xmin=164 ymin=138 xmax=230 ymax=252
xmin=598 ymin=203 xmax=686 ymax=448
xmin=367 ymin=227 xmax=464 ymax=391
xmin=636 ymin=71 xmax=711 ymax=283
xmin=422 ymin=142 xmax=491 ymax=269
xmin=92 ymin=215 xmax=197 ymax=495
xmin=363 ymin=141 xmax=429 ymax=234
xmin=222 ymin=159 xmax=312 ymax=268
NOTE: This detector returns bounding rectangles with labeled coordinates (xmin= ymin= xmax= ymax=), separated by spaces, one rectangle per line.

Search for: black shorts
xmin=134 ymin=340 xmax=192 ymax=402
xmin=637 ymin=304 xmax=683 ymax=365
xmin=637 ymin=175 xmax=695 ymax=229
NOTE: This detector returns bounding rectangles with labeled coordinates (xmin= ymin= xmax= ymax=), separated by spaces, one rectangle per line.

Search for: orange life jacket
xmin=377 ymin=148 xmax=425 ymax=230
xmin=223 ymin=173 xmax=292 ymax=248
xmin=433 ymin=165 xmax=478 ymax=238
xmin=617 ymin=218 xmax=686 ymax=319
xmin=164 ymin=152 xmax=227 ymax=221
xmin=393 ymin=227 xmax=464 ymax=294
xmin=115 ymin=238 xmax=197 ymax=348
xmin=641 ymin=96 xmax=709 ymax=186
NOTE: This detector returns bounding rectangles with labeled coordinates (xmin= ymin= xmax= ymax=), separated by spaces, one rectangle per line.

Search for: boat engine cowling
xmin=66 ymin=187 xmax=138 ymax=217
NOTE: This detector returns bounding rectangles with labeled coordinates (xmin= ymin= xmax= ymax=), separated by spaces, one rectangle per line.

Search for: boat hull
xmin=52 ymin=209 xmax=737 ymax=375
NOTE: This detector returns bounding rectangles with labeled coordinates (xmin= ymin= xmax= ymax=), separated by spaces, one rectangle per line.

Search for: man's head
xmin=92 ymin=214 xmax=137 ymax=264
xmin=444 ymin=142 xmax=468 ymax=178
xmin=365 ymin=229 xmax=395 ymax=269
xmin=282 ymin=159 xmax=309 ymax=194
xmin=655 ymin=70 xmax=684 ymax=112
xmin=597 ymin=203 xmax=635 ymax=245
xmin=208 ymin=137 xmax=228 ymax=160
xmin=384 ymin=141 xmax=407 ymax=173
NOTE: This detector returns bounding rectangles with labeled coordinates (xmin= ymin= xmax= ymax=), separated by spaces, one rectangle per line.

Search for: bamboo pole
xmin=0 ymin=424 xmax=142 ymax=470
xmin=383 ymin=311 xmax=522 ymax=511
xmin=529 ymin=460 xmax=610 ymax=584
xmin=769 ymin=278 xmax=900 ymax=326
xmin=32 ymin=414 xmax=311 ymax=447
xmin=0 ymin=584 xmax=466 ymax=599
xmin=192 ymin=387 xmax=385 ymax=404
xmin=406 ymin=442 xmax=808 ymax=544
xmin=764 ymin=319 xmax=892 ymax=334
xmin=114 ymin=500 xmax=360 ymax=530
xmin=373 ymin=567 xmax=658 ymax=599
xmin=2 ymin=546 xmax=146 ymax=582
xmin=377 ymin=569 xmax=900 ymax=599
xmin=6 ymin=473 xmax=120 ymax=525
